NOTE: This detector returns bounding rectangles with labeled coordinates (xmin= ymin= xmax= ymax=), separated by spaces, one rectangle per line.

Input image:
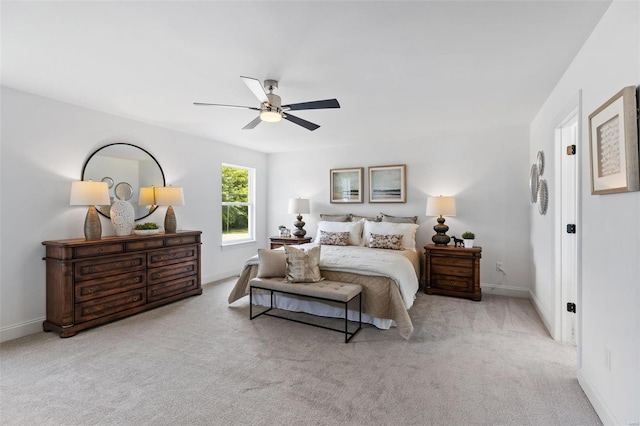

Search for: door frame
xmin=553 ymin=91 xmax=583 ymax=365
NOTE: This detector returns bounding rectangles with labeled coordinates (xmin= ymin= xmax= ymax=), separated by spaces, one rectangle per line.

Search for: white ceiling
xmin=1 ymin=1 xmax=611 ymax=153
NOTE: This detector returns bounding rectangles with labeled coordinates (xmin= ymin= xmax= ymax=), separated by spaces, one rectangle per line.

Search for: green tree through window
xmin=222 ymin=164 xmax=254 ymax=243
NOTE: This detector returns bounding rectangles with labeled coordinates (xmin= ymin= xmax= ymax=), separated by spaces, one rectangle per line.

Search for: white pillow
xmin=315 ymin=219 xmax=364 ymax=246
xmin=363 ymin=220 xmax=419 ymax=251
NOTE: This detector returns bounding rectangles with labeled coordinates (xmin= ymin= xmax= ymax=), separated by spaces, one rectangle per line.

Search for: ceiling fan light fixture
xmin=260 ymin=109 xmax=282 ymax=122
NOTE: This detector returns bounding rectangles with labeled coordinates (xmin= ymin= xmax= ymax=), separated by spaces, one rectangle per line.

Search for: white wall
xmin=267 ymin=125 xmax=532 ymax=294
xmin=530 ymin=2 xmax=639 ymax=424
xmin=0 ymin=87 xmax=268 ymax=342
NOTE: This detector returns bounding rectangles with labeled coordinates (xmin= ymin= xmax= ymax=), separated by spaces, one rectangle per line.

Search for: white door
xmin=558 ymin=110 xmax=578 ymax=345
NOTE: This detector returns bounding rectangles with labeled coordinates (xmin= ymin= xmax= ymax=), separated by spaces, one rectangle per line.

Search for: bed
xmin=228 ymin=216 xmax=421 ymax=339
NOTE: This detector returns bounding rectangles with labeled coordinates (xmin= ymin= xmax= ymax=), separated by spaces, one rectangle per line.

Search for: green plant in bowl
xmin=135 ymin=222 xmax=159 ymax=230
xmin=462 ymin=231 xmax=475 ymax=239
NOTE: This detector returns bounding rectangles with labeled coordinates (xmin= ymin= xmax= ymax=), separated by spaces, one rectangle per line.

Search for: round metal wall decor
xmin=529 ymin=164 xmax=539 ymax=203
xmin=536 ymin=150 xmax=545 ymax=176
xmin=537 ymin=179 xmax=548 ymax=215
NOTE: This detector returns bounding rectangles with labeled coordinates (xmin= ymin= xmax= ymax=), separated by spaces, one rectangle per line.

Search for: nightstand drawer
xmin=431 ymin=256 xmax=473 ymax=269
xmin=431 ymin=264 xmax=472 ymax=277
xmin=432 ymin=274 xmax=474 ymax=292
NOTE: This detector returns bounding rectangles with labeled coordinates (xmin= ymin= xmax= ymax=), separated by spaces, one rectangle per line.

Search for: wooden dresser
xmin=42 ymin=230 xmax=202 ymax=337
xmin=424 ymin=244 xmax=482 ymax=301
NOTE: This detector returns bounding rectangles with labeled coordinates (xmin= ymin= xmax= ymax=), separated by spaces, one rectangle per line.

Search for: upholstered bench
xmin=249 ymin=277 xmax=362 ymax=343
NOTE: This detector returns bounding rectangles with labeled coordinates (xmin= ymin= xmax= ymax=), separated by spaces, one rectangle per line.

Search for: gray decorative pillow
xmin=319 ymin=230 xmax=350 ymax=246
xmin=320 ymin=213 xmax=352 ymax=222
xmin=351 ymin=215 xmax=381 ymax=222
xmin=369 ymin=233 xmax=404 ymax=250
xmin=284 ymin=245 xmax=323 ymax=283
xmin=257 ymin=249 xmax=286 ymax=278
xmin=380 ymin=213 xmax=418 ymax=224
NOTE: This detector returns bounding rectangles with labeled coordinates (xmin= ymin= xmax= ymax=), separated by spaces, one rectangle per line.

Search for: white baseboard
xmin=0 ymin=317 xmax=45 ymax=343
xmin=202 ymin=270 xmax=239 ymax=286
xmin=528 ymin=289 xmax=555 ymax=339
xmin=577 ymin=369 xmax=615 ymax=425
xmin=480 ymin=283 xmax=529 ymax=298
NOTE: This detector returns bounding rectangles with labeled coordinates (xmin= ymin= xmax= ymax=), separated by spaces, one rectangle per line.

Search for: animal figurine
xmin=452 ymin=236 xmax=464 ymax=248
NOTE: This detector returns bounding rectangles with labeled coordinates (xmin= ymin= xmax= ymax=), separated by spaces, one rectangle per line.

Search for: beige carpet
xmin=0 ymin=278 xmax=601 ymax=425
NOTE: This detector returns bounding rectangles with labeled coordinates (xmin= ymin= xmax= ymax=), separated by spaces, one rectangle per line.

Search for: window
xmin=222 ymin=164 xmax=255 ymax=244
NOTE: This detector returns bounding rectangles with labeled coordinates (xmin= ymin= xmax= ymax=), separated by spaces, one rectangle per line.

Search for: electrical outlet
xmin=496 ymin=262 xmax=504 ymax=271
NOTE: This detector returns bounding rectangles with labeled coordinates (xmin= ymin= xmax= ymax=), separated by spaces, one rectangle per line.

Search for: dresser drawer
xmin=74 ymin=243 xmax=124 ymax=258
xmin=126 ymin=239 xmax=164 ymax=252
xmin=148 ymin=276 xmax=199 ymax=302
xmin=431 ymin=256 xmax=473 ymax=268
xmin=432 ymin=274 xmax=474 ymax=292
xmin=75 ymin=288 xmax=146 ymax=322
xmin=165 ymin=235 xmax=198 ymax=247
xmin=75 ymin=271 xmax=146 ymax=302
xmin=148 ymin=246 xmax=198 ymax=268
xmin=148 ymin=260 xmax=198 ymax=285
xmin=75 ymin=253 xmax=146 ymax=281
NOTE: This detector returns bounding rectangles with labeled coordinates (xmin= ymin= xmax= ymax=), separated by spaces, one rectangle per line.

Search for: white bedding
xmin=241 ymin=243 xmax=420 ymax=331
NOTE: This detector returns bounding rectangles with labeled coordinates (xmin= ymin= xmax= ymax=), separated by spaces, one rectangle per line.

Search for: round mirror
xmin=81 ymin=143 xmax=165 ymax=221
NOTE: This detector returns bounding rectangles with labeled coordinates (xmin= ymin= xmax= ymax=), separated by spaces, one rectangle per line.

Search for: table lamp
xmin=288 ymin=198 xmax=310 ymax=238
xmin=70 ymin=181 xmax=111 ymax=240
xmin=426 ymin=195 xmax=456 ymax=245
xmin=155 ymin=186 xmax=185 ymax=233
xmin=138 ymin=186 xmax=157 ymax=211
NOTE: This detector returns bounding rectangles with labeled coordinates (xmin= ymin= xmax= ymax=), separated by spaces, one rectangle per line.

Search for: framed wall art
xmin=588 ymin=86 xmax=639 ymax=195
xmin=368 ymin=164 xmax=406 ymax=203
xmin=330 ymin=167 xmax=364 ymax=203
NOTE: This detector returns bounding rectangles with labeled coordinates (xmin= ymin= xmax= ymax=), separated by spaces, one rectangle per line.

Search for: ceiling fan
xmin=193 ymin=76 xmax=340 ymax=131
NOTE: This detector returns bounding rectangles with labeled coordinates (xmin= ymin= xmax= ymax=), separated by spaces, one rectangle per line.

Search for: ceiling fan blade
xmin=282 ymin=99 xmax=340 ymax=111
xmin=283 ymin=113 xmax=320 ymax=131
xmin=240 ymin=76 xmax=269 ymax=104
xmin=193 ymin=102 xmax=259 ymax=111
xmin=242 ymin=116 xmax=262 ymax=130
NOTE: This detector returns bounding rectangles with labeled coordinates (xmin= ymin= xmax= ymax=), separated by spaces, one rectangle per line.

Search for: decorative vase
xmin=110 ymin=200 xmax=135 ymax=236
xmin=463 ymin=239 xmax=474 ymax=248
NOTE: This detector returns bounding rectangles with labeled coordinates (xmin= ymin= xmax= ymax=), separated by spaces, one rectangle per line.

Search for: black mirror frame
xmin=81 ymin=142 xmax=166 ymax=221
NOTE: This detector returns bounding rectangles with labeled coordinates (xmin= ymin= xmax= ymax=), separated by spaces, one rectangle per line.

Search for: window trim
xmin=221 ymin=163 xmax=255 ymax=245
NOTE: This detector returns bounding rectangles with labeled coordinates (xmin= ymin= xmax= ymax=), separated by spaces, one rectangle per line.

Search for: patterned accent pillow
xmin=369 ymin=233 xmax=404 ymax=250
xmin=319 ymin=230 xmax=350 ymax=246
xmin=284 ymin=245 xmax=323 ymax=283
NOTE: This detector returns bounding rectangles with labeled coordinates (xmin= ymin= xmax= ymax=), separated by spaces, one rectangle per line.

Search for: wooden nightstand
xmin=424 ymin=244 xmax=482 ymax=301
xmin=269 ymin=236 xmax=312 ymax=249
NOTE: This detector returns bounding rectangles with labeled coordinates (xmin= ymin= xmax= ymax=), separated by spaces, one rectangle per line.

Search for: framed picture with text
xmin=588 ymin=86 xmax=639 ymax=195
xmin=368 ymin=164 xmax=406 ymax=203
xmin=330 ymin=167 xmax=364 ymax=203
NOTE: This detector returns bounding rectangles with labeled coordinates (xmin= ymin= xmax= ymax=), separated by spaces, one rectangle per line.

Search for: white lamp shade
xmin=426 ymin=196 xmax=456 ymax=217
xmin=138 ymin=186 xmax=156 ymax=206
xmin=154 ymin=186 xmax=185 ymax=206
xmin=288 ymin=198 xmax=310 ymax=214
xmin=70 ymin=181 xmax=110 ymax=206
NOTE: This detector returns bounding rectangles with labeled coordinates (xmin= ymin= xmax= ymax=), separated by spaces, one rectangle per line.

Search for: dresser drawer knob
xmin=98 ymin=248 xmax=104 ymax=253
xmin=132 ymin=296 xmax=139 ymax=302
xmin=133 ymin=277 xmax=139 ymax=282
xmin=87 ymin=288 xmax=94 ymax=293
xmin=180 ymin=238 xmax=184 ymax=243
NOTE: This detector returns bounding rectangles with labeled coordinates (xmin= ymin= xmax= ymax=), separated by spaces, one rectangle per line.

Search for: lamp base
xmin=432 ymin=216 xmax=450 ymax=246
xmin=292 ymin=214 xmax=306 ymax=238
xmin=84 ymin=205 xmax=102 ymax=241
xmin=165 ymin=205 xmax=177 ymax=233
